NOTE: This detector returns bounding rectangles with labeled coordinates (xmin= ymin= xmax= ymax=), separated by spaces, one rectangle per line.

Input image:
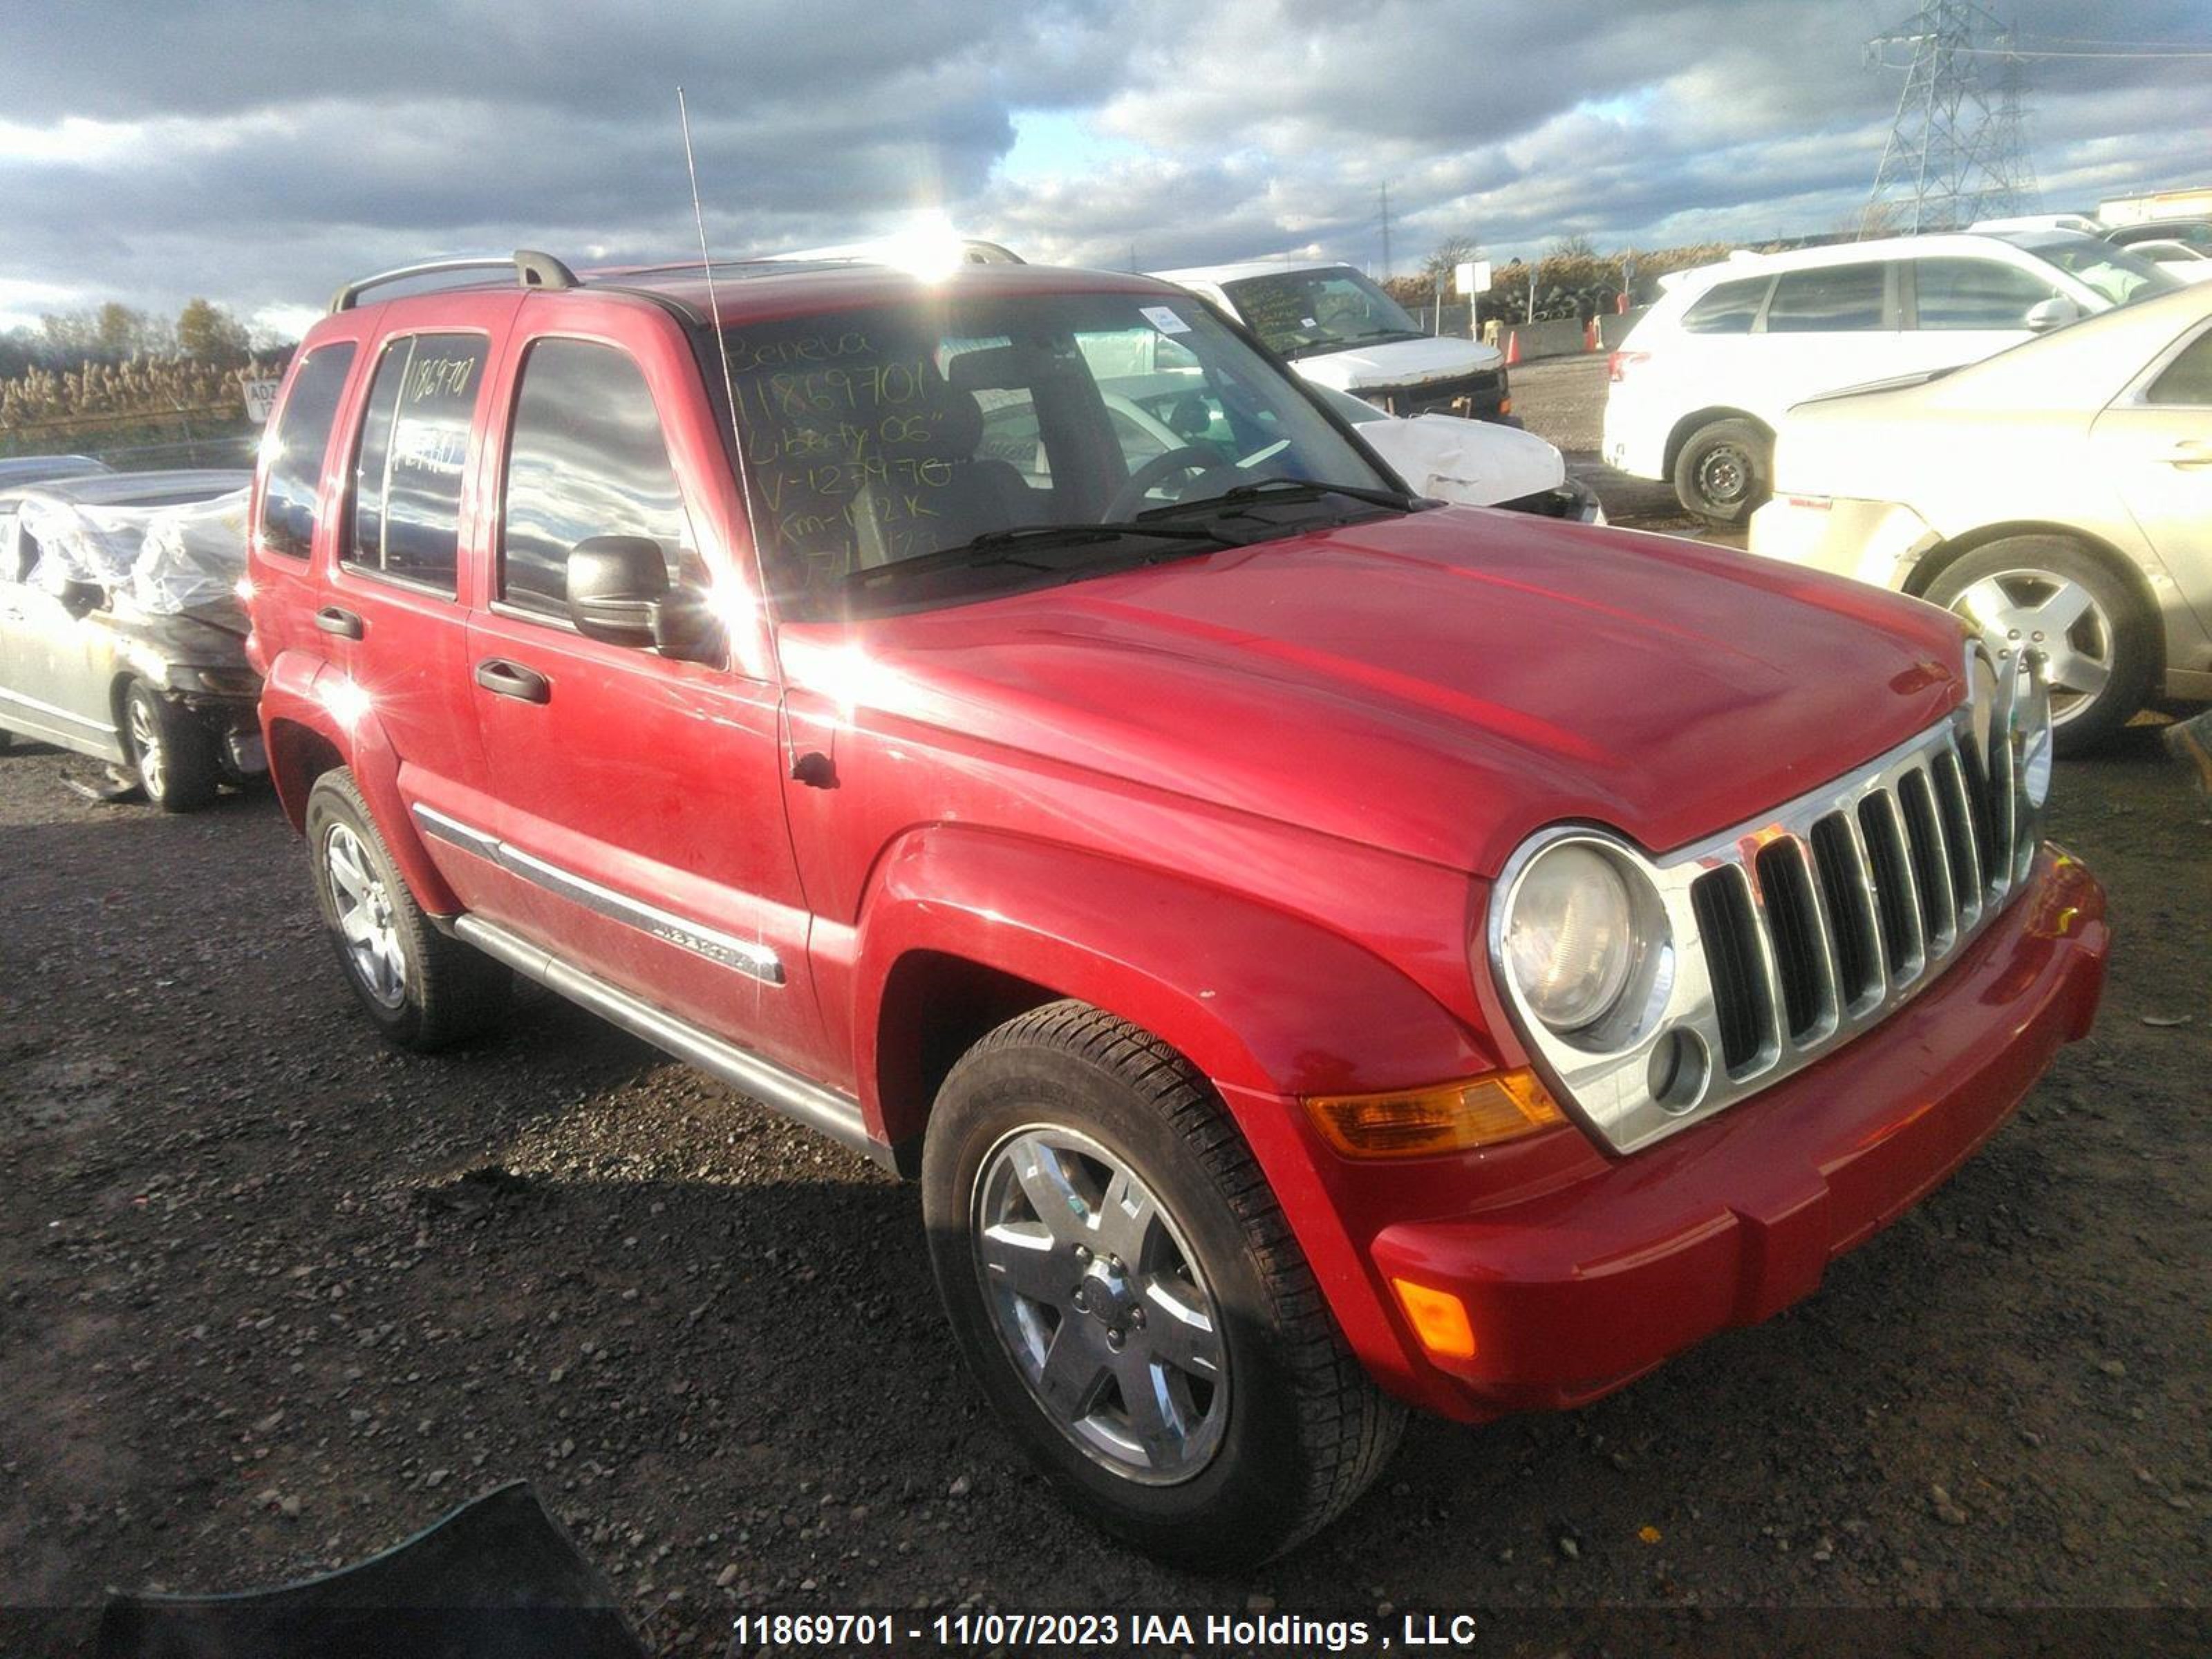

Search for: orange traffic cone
xmin=1584 ymin=316 xmax=1602 ymax=351
xmin=1504 ymin=329 xmax=1521 ymax=366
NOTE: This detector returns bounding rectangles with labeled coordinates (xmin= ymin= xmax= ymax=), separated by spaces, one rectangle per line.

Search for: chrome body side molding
xmin=411 ymin=803 xmax=784 ymax=984
xmin=451 ymin=913 xmax=890 ymax=1172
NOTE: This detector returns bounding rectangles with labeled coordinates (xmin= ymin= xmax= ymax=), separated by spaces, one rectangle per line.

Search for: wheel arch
xmin=1906 ymin=522 xmax=2167 ymax=681
xmin=1661 ymin=405 xmax=1771 ymax=480
xmin=258 ymin=650 xmax=462 ymax=914
xmin=855 ymin=825 xmax=1499 ymax=1154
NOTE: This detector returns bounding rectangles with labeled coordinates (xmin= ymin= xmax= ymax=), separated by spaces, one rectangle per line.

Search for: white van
xmin=1601 ymin=230 xmax=2179 ymax=521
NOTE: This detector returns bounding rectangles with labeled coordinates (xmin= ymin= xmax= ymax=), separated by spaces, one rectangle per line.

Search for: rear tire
xmin=124 ymin=679 xmax=218 ymax=812
xmin=305 ymin=769 xmax=510 ymax=1051
xmin=1922 ymin=536 xmax=2156 ymax=756
xmin=1671 ymin=417 xmax=1769 ymax=523
xmin=922 ymin=1000 xmax=1403 ymax=1567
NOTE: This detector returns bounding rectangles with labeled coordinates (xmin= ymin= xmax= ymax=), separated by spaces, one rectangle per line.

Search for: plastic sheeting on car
xmin=19 ymin=488 xmax=250 ymax=619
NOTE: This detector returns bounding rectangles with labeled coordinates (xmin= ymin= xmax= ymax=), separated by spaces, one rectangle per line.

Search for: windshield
xmin=1219 ymin=267 xmax=1426 ymax=359
xmin=2007 ymin=233 xmax=2182 ymax=306
xmin=716 ymin=288 xmax=1402 ymax=617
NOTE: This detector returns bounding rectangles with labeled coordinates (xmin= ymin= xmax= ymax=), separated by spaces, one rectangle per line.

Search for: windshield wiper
xmin=838 ymin=521 xmax=1228 ymax=592
xmin=1136 ymin=477 xmax=1427 ymax=521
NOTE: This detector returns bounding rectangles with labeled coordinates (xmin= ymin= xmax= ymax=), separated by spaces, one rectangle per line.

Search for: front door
xmin=2092 ymin=319 xmax=2212 ymax=650
xmin=0 ymin=518 xmax=124 ymax=760
xmin=465 ymin=313 xmax=827 ymax=1078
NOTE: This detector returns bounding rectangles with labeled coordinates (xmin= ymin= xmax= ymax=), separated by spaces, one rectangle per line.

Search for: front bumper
xmin=1745 ymin=493 xmax=1939 ymax=589
xmin=1350 ymin=846 xmax=2104 ymax=1419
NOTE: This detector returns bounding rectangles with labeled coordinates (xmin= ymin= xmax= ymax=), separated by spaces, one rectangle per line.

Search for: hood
xmin=1355 ymin=415 xmax=1564 ymax=506
xmin=789 ymin=512 xmax=1967 ymax=877
xmin=1295 ymin=335 xmax=1503 ymax=393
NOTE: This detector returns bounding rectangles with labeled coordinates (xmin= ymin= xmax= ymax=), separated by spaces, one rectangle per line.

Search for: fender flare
xmin=259 ymin=650 xmax=461 ymax=916
xmin=851 ymin=824 xmax=1499 ymax=1143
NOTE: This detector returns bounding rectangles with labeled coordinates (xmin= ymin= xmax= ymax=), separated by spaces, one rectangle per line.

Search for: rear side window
xmin=346 ymin=334 xmax=488 ymax=594
xmin=500 ymin=339 xmax=691 ymax=619
xmin=2148 ymin=330 xmax=2212 ymax=406
xmin=258 ymin=344 xmax=356 ymax=559
xmin=1765 ymin=263 xmax=1889 ymax=332
xmin=1912 ymin=259 xmax=2056 ymax=329
xmin=1680 ymin=277 xmax=1769 ymax=335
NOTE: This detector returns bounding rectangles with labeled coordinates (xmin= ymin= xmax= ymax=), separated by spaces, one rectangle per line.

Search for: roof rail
xmin=328 ymin=249 xmax=580 ymax=313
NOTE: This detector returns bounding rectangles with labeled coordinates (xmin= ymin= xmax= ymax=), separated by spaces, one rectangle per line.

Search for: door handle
xmin=2162 ymin=440 xmax=2212 ymax=469
xmin=315 ymin=606 xmax=365 ymax=639
xmin=474 ymin=657 xmax=552 ymax=704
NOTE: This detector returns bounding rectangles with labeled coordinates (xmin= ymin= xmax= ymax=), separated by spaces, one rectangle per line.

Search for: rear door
xmin=323 ymin=299 xmax=518 ymax=912
xmin=1754 ymin=259 xmax=1899 ymax=413
xmin=464 ymin=300 xmax=829 ymax=1078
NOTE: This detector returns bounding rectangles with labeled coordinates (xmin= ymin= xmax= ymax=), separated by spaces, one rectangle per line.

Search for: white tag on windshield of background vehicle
xmin=1140 ymin=305 xmax=1191 ymax=335
xmin=1302 ymin=317 xmax=1318 ymax=328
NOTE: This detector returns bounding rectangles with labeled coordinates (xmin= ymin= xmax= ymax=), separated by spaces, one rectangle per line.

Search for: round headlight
xmin=1503 ymin=844 xmax=1638 ymax=1033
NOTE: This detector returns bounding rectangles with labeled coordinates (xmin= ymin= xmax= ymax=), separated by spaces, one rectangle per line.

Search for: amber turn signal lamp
xmin=1303 ymin=1069 xmax=1564 ymax=1159
xmin=1391 ymin=1278 xmax=1477 ymax=1360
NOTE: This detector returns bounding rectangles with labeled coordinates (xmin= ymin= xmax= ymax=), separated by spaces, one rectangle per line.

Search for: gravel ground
xmin=3 ymin=482 xmax=2208 ymax=1655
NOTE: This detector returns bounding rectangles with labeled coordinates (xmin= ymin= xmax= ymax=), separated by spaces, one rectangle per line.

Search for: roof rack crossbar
xmin=328 ymin=249 xmax=580 ymax=313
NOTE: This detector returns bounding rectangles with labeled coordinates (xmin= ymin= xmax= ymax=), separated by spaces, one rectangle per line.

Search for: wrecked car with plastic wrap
xmin=0 ymin=469 xmax=263 ymax=809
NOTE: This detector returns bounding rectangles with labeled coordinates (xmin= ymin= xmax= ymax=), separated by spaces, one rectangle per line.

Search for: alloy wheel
xmin=324 ymin=823 xmax=406 ymax=1008
xmin=971 ymin=1125 xmax=1228 ymax=1485
xmin=1950 ymin=569 xmax=2114 ymax=727
xmin=127 ymin=695 xmax=165 ymax=801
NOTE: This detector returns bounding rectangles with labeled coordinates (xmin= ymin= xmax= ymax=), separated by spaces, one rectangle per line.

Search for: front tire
xmin=305 ymin=769 xmax=510 ymax=1051
xmin=922 ymin=1002 xmax=1403 ymax=1567
xmin=124 ymin=679 xmax=218 ymax=812
xmin=1671 ymin=417 xmax=1769 ymax=523
xmin=1922 ymin=536 xmax=2156 ymax=755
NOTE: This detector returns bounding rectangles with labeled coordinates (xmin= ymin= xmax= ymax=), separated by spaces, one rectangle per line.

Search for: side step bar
xmin=452 ymin=915 xmax=895 ymax=1173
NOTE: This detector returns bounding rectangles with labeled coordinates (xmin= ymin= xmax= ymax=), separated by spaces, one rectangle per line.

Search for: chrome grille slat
xmin=1860 ymin=789 xmax=1927 ymax=986
xmin=1900 ymin=764 xmax=1959 ymax=955
xmin=1815 ymin=808 xmax=1887 ymax=1011
xmin=1932 ymin=744 xmax=1984 ymax=933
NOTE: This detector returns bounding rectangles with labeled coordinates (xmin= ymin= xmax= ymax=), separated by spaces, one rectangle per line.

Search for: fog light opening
xmin=1647 ymin=1027 xmax=1710 ymax=1114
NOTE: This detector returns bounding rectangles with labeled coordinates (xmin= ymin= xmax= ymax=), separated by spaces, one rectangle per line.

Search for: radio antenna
xmin=676 ymin=86 xmax=765 ymax=600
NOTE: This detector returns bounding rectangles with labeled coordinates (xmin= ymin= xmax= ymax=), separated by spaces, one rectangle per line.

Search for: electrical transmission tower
xmin=1864 ymin=1 xmax=2039 ymax=234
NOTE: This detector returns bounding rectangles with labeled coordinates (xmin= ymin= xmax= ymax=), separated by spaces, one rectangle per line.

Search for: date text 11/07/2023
xmin=725 ymin=1609 xmax=1482 ymax=1652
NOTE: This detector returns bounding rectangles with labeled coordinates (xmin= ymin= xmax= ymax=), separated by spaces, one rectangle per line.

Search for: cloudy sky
xmin=3 ymin=0 xmax=2208 ymax=341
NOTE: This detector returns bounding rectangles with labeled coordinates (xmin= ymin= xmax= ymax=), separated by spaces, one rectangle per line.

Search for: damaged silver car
xmin=0 ymin=469 xmax=264 ymax=810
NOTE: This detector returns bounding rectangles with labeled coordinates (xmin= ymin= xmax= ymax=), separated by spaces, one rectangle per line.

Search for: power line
xmin=1947 ymin=44 xmax=2212 ymax=58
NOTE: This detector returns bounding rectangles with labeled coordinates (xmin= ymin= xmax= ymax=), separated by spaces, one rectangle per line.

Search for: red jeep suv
xmin=245 ymin=247 xmax=2106 ymax=1565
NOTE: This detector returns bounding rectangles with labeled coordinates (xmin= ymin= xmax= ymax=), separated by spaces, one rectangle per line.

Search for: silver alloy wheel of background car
xmin=323 ymin=821 xmax=407 ymax=1009
xmin=1949 ymin=568 xmax=2115 ymax=727
xmin=971 ymin=1125 xmax=1228 ymax=1485
xmin=126 ymin=693 xmax=166 ymax=802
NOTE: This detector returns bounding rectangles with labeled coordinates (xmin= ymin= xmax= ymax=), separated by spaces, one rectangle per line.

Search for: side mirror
xmin=2024 ymin=296 xmax=2079 ymax=332
xmin=565 ymin=536 xmax=723 ymax=664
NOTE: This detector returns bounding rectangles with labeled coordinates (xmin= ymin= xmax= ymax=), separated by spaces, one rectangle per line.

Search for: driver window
xmin=500 ymin=339 xmax=695 ymax=621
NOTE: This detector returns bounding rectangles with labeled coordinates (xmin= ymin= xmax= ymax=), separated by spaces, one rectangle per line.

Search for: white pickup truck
xmin=1154 ymin=259 xmax=1596 ymax=520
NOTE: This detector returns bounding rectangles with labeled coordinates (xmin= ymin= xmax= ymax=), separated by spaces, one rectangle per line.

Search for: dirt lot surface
xmin=3 ymin=422 xmax=2208 ymax=1653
